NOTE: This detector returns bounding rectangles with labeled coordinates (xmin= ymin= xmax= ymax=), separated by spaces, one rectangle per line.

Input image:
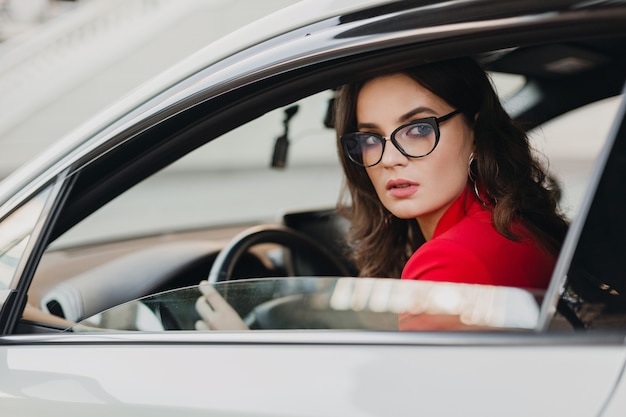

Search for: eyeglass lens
xmin=343 ymin=120 xmax=438 ymax=167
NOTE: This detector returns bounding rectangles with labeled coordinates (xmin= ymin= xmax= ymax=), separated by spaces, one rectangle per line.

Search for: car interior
xmin=15 ymin=30 xmax=626 ymax=334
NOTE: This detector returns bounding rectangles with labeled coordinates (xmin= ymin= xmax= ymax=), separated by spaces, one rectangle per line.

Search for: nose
xmin=380 ymin=137 xmax=408 ymax=167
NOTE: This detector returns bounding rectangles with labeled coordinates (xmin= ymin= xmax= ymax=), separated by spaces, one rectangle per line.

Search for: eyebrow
xmin=398 ymin=106 xmax=438 ymax=123
xmin=357 ymin=106 xmax=438 ymax=130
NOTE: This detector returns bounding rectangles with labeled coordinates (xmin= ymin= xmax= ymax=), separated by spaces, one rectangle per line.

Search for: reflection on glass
xmin=0 ymin=186 xmax=51 ymax=289
xmin=72 ymin=277 xmax=540 ymax=333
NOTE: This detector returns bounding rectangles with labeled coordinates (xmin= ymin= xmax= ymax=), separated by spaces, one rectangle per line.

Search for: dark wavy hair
xmin=334 ymin=57 xmax=569 ymax=278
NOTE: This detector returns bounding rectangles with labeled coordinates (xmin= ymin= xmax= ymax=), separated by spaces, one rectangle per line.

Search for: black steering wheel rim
xmin=207 ymin=225 xmax=351 ymax=283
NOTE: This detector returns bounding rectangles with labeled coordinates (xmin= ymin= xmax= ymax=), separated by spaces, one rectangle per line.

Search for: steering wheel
xmin=207 ymin=224 xmax=351 ymax=283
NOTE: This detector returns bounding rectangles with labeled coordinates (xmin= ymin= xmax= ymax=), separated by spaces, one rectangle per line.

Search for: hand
xmin=195 ymin=280 xmax=249 ymax=331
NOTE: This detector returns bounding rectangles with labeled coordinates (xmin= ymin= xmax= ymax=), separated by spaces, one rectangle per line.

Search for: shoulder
xmin=402 ymin=215 xmax=555 ymax=288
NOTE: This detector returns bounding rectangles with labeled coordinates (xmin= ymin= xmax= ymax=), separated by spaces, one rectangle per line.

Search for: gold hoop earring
xmin=467 ymin=152 xmax=492 ymax=207
xmin=467 ymin=152 xmax=477 ymax=183
xmin=473 ymin=181 xmax=488 ymax=207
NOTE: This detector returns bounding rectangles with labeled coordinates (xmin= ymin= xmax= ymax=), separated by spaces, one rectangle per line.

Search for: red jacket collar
xmin=432 ymin=186 xmax=487 ymax=239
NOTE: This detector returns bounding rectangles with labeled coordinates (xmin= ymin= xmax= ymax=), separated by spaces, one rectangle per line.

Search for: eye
xmin=359 ymin=133 xmax=382 ymax=148
xmin=403 ymin=122 xmax=434 ymax=139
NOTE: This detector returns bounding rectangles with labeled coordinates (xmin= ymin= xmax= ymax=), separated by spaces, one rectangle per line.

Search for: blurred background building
xmin=0 ymin=0 xmax=296 ymax=179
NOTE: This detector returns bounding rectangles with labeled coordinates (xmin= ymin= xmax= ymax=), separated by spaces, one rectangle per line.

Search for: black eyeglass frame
xmin=341 ymin=109 xmax=461 ymax=168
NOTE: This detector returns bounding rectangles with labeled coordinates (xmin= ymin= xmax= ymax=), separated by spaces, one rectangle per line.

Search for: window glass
xmin=71 ymin=277 xmax=541 ymax=332
xmin=0 ymin=186 xmax=52 ymax=289
xmin=528 ymin=95 xmax=622 ymax=219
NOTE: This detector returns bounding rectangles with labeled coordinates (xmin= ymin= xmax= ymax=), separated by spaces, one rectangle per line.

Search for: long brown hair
xmin=335 ymin=57 xmax=568 ymax=278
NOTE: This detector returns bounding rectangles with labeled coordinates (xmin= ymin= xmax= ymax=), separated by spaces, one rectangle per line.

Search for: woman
xmin=335 ymin=57 xmax=569 ymax=289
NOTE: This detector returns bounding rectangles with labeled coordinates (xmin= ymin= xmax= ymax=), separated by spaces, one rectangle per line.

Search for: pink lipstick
xmin=386 ymin=179 xmax=418 ymax=198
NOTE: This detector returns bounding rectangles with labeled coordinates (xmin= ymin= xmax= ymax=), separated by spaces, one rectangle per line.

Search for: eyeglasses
xmin=340 ymin=109 xmax=461 ymax=168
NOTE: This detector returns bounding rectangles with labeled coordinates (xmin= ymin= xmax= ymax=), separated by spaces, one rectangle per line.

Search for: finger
xmin=200 ymin=285 xmax=233 ymax=312
xmin=195 ymin=296 xmax=215 ymax=323
xmin=198 ymin=280 xmax=211 ymax=296
xmin=196 ymin=285 xmax=248 ymax=330
xmin=199 ymin=282 xmax=218 ymax=297
xmin=199 ymin=282 xmax=229 ymax=310
xmin=195 ymin=320 xmax=210 ymax=331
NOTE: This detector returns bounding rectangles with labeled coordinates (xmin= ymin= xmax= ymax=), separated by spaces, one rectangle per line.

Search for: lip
xmin=386 ymin=178 xmax=419 ymax=198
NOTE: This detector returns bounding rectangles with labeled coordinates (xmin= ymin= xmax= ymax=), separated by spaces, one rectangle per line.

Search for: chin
xmin=388 ymin=209 xmax=423 ymax=220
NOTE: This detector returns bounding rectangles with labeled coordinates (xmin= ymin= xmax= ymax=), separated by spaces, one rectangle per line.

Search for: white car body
xmin=1 ymin=1 xmax=626 ymax=416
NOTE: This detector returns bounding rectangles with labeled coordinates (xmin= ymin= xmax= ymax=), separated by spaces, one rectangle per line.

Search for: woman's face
xmin=356 ymin=73 xmax=474 ymax=237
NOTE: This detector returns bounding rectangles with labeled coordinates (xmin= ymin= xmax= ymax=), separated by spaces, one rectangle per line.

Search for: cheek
xmin=365 ymin=167 xmax=387 ymax=194
xmin=435 ymin=132 xmax=473 ymax=176
xmin=426 ymin=148 xmax=470 ymax=187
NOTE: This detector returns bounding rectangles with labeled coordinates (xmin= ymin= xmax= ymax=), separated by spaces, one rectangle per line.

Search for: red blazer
xmin=401 ymin=187 xmax=555 ymax=290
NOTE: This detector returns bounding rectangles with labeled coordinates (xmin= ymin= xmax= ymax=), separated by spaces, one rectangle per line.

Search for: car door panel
xmin=1 ymin=334 xmax=624 ymax=417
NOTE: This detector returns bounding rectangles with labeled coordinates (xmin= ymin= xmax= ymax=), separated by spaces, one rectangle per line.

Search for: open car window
xmin=32 ymin=79 xmax=625 ymax=334
xmin=32 ymin=90 xmax=347 ymax=322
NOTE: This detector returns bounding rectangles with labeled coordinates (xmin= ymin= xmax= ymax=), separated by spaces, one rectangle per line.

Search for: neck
xmin=416 ymin=215 xmax=439 ymax=241
xmin=416 ymin=188 xmax=469 ymax=240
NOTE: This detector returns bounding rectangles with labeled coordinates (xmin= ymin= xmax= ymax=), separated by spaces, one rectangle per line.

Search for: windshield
xmin=71 ymin=277 xmax=541 ymax=332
